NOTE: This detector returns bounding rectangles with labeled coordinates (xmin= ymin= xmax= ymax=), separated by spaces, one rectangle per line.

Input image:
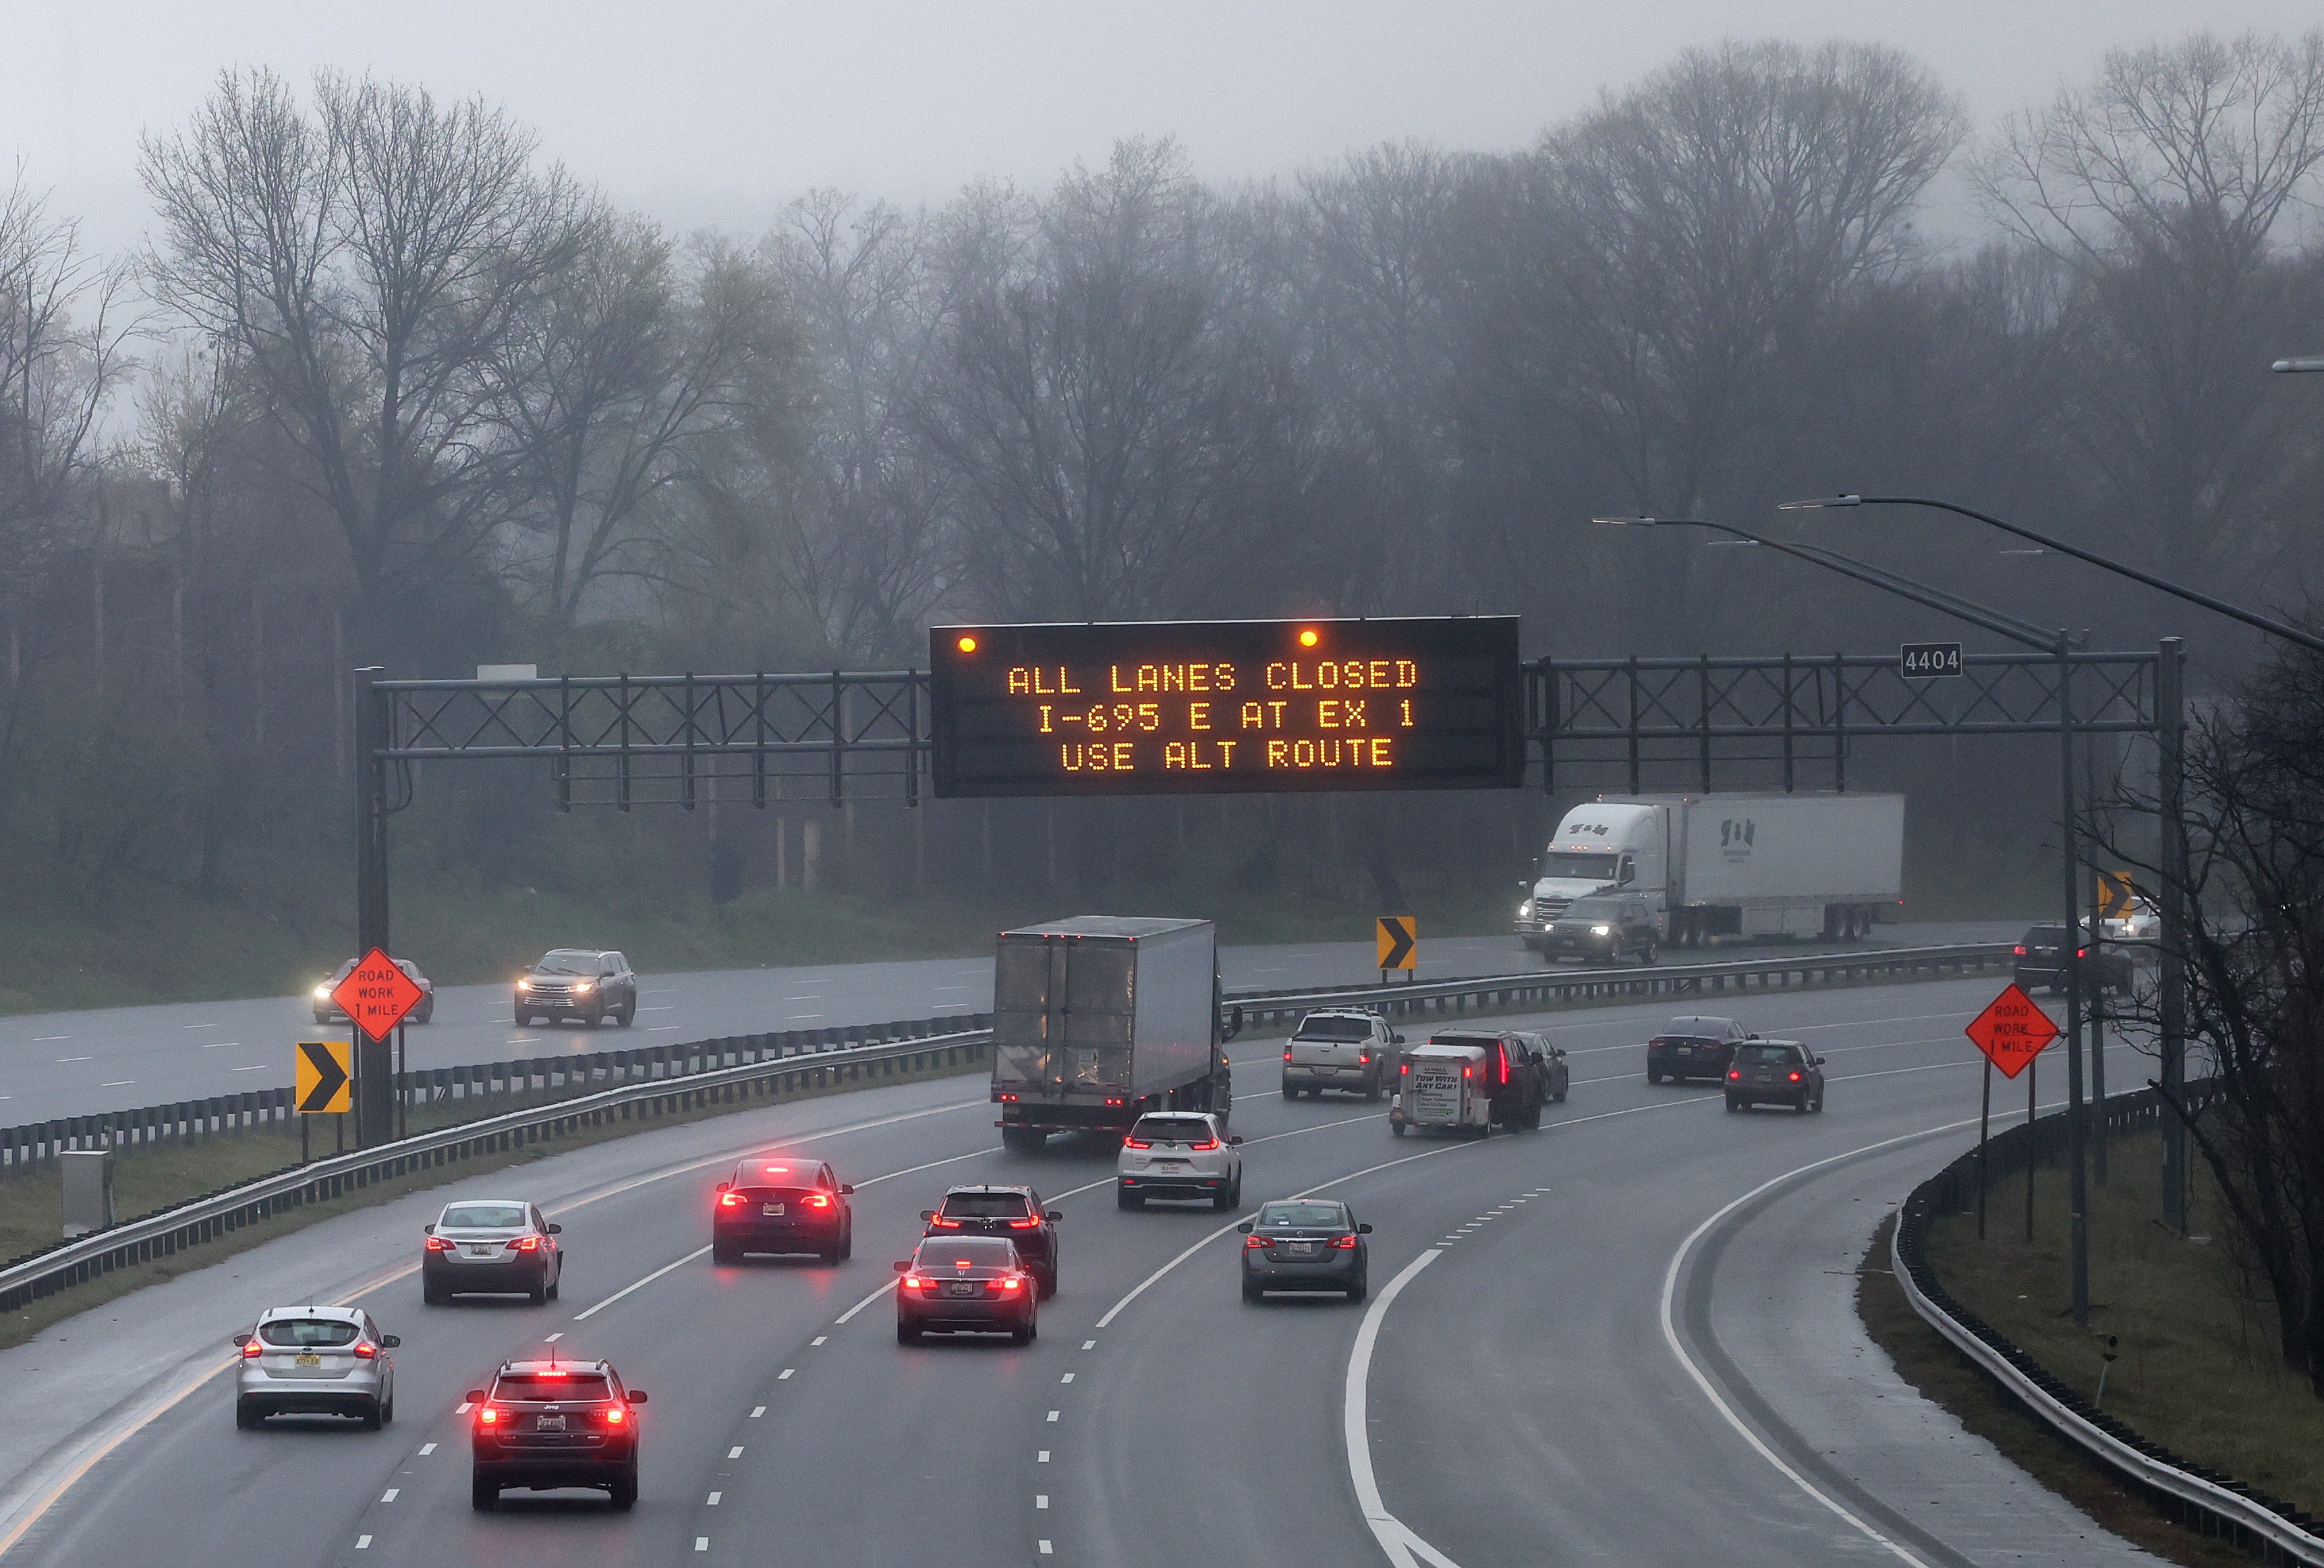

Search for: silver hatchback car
xmin=424 ymin=1198 xmax=565 ymax=1304
xmin=234 ymin=1306 xmax=400 ymax=1429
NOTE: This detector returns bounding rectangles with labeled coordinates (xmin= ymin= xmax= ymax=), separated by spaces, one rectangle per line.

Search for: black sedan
xmin=895 ymin=1237 xmax=1038 ymax=1344
xmin=1725 ymin=1041 xmax=1825 ymax=1113
xmin=714 ymin=1157 xmax=854 ymax=1264
xmin=1239 ymin=1198 xmax=1371 ymax=1303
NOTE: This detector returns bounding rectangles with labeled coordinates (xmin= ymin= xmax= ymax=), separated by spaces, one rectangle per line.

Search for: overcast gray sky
xmin=7 ymin=0 xmax=2320 ymax=252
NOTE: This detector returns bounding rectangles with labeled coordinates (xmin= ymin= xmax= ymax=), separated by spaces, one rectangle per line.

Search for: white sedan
xmin=1116 ymin=1112 xmax=1243 ymax=1212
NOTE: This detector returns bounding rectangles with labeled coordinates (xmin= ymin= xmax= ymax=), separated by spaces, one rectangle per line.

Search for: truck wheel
xmin=616 ymin=999 xmax=635 ymax=1027
xmin=1639 ymin=941 xmax=1657 ymax=965
xmin=609 ymin=1470 xmax=638 ymax=1512
xmin=472 ymin=1479 xmax=499 ymax=1511
xmin=1365 ymin=1079 xmax=1382 ymax=1103
xmin=1117 ymin=1188 xmax=1143 ymax=1211
xmin=1212 ymin=1186 xmax=1235 ymax=1213
xmin=1647 ymin=1066 xmax=1662 ymax=1085
xmin=1242 ymin=1277 xmax=1264 ymax=1304
xmin=1391 ymin=1122 xmax=1407 ymax=1138
xmin=1001 ymin=1126 xmax=1046 ymax=1155
xmin=1725 ymin=1095 xmax=1742 ymax=1113
xmin=1281 ymin=1083 xmax=1297 ymax=1101
xmin=1346 ymin=1270 xmax=1368 ymax=1304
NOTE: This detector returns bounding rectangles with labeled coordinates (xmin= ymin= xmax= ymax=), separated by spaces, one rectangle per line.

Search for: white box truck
xmin=1515 ymin=792 xmax=1904 ymax=952
xmin=990 ymin=917 xmax=1233 ymax=1152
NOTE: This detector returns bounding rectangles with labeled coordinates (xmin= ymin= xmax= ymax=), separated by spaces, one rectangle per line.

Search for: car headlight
xmin=313 ymin=985 xmax=331 ymax=999
xmin=1517 ymin=902 xmax=1531 ymax=919
xmin=573 ymin=981 xmax=594 ymax=994
xmin=1591 ymin=925 xmax=1612 ymax=936
xmin=517 ymin=979 xmax=532 ymax=990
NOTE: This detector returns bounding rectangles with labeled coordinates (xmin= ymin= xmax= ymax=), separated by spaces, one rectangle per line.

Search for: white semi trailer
xmin=1515 ymin=792 xmax=1905 ymax=951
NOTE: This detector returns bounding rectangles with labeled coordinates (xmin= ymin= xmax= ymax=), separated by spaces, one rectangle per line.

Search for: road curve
xmin=0 ymin=967 xmax=2152 ymax=1567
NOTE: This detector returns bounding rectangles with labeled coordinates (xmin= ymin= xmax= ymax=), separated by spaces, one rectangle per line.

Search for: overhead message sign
xmin=928 ymin=617 xmax=1523 ymax=797
xmin=1964 ymin=984 xmax=2060 ymax=1080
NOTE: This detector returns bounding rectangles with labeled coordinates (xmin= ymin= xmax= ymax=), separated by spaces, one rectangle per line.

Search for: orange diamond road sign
xmin=1964 ymin=983 xmax=2060 ymax=1080
xmin=332 ymin=948 xmax=424 ymax=1042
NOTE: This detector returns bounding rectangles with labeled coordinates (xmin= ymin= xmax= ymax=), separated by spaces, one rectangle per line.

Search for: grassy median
xmin=1860 ymin=1126 xmax=2324 ymax=1564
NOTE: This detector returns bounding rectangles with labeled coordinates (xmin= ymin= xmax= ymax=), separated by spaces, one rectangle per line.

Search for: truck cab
xmin=1517 ymin=803 xmax=1668 ymax=950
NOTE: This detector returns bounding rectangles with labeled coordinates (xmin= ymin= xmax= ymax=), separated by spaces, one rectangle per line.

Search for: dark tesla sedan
xmin=1239 ymin=1198 xmax=1371 ymax=1303
xmin=894 ymin=1237 xmax=1038 ymax=1344
xmin=713 ymin=1157 xmax=854 ymax=1264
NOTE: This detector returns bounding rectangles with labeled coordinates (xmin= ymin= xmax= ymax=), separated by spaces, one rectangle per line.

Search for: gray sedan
xmin=1239 ymin=1198 xmax=1371 ymax=1302
xmin=423 ymin=1198 xmax=565 ymax=1304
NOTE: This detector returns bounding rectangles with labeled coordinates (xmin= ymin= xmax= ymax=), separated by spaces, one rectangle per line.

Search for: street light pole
xmin=1594 ymin=513 xmax=2092 ymax=1326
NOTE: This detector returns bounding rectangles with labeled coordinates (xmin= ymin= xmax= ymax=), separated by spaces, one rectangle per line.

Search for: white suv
xmin=1116 ymin=1113 xmax=1243 ymax=1212
xmin=1282 ymin=1009 xmax=1402 ymax=1101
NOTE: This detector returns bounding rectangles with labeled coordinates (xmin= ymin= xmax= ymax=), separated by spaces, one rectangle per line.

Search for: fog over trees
xmin=1 ymin=33 xmax=2319 ymax=943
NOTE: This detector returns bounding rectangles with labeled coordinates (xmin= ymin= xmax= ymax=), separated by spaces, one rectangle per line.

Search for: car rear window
xmin=1735 ymin=1045 xmax=1801 ymax=1065
xmin=258 ymin=1318 xmax=360 ymax=1347
xmin=493 ymin=1372 xmax=611 ymax=1401
xmin=915 ymin=1238 xmax=1019 ymax=1267
xmin=534 ymin=951 xmax=600 ymax=975
xmin=941 ymin=1193 xmax=1031 ymax=1219
xmin=443 ymin=1203 xmax=528 ymax=1229
xmin=1256 ymin=1202 xmax=1344 ymax=1229
xmin=1130 ymin=1117 xmax=1212 ymax=1142
xmin=734 ymin=1161 xmax=820 ymax=1188
xmin=1295 ymin=1016 xmax=1372 ymax=1041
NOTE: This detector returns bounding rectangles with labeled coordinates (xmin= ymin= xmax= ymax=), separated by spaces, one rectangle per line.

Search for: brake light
xmin=1105 ymin=1098 xmax=1124 ymax=1107
xmin=240 ymin=1340 xmax=263 ymax=1358
xmin=718 ymin=1192 xmax=743 ymax=1208
xmin=1358 ymin=1053 xmax=1370 ymax=1066
xmin=1282 ymin=1048 xmax=1293 ymax=1062
xmin=425 ymin=1236 xmax=454 ymax=1251
xmin=1007 ymin=1217 xmax=1042 ymax=1229
xmin=1122 ymin=1137 xmax=1152 ymax=1150
xmin=352 ymin=1341 xmax=377 ymax=1360
xmin=1244 ymin=1234 xmax=1268 ymax=1250
xmin=509 ymin=1235 xmax=542 ymax=1252
xmin=1462 ymin=1065 xmax=1472 ymax=1079
xmin=804 ymin=1194 xmax=832 ymax=1209
xmin=930 ymin=1216 xmax=962 ymax=1229
xmin=2013 ymin=945 xmax=2027 ymax=956
xmin=1332 ymin=1234 xmax=1358 ymax=1250
xmin=1000 ymin=1275 xmax=1024 ymax=1291
xmin=1400 ymin=1062 xmax=1409 ymax=1075
xmin=2077 ymin=948 xmax=2089 ymax=959
xmin=1499 ymin=1053 xmax=1508 ymax=1086
xmin=1728 ymin=1070 xmax=1741 ymax=1080
xmin=478 ymin=1406 xmax=500 ymax=1424
xmin=604 ymin=1405 xmax=627 ymax=1425
xmin=1788 ymin=1071 xmax=1802 ymax=1082
xmin=998 ymin=1093 xmax=1017 ymax=1102
xmin=1189 ymin=1138 xmax=1220 ymax=1151
xmin=903 ymin=1275 xmax=927 ymax=1290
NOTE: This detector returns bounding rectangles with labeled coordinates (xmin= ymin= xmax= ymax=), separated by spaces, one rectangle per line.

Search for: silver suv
xmin=234 ymin=1306 xmax=400 ymax=1429
xmin=424 ymin=1199 xmax=565 ymax=1304
xmin=1282 ymin=1009 xmax=1402 ymax=1101
xmin=1116 ymin=1112 xmax=1243 ymax=1211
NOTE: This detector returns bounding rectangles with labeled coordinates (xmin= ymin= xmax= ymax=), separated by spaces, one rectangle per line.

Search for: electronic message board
xmin=928 ymin=617 xmax=1523 ymax=798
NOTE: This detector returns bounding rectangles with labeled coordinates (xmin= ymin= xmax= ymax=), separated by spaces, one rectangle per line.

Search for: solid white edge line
xmin=572 ymin=1244 xmax=710 ymax=1321
xmin=1344 ymin=1248 xmax=1450 ymax=1568
xmin=1655 ymin=1115 xmax=2018 ymax=1568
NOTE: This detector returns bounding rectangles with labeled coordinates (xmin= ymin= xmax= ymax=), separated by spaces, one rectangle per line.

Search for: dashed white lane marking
xmin=1046 ymin=1410 xmax=1059 ymax=1422
xmin=355 ymin=1538 xmax=371 ymax=1550
xmin=100 ymin=1080 xmax=134 ymax=1088
xmin=183 ymin=1022 xmax=222 ymax=1029
xmin=811 ymin=1335 xmax=828 ymax=1347
xmin=1058 ymin=1372 xmax=1073 ymax=1384
xmin=639 ymin=1006 xmax=675 ymax=1012
xmin=1081 ymin=1340 xmax=1096 ymax=1350
xmin=649 ymin=1025 xmax=683 ymax=1031
xmin=573 ymin=1245 xmax=711 ymax=1320
xmin=1036 ymin=1494 xmax=1050 ymax=1509
xmin=455 ymin=1403 xmax=474 ymax=1414
xmin=544 ymin=1332 xmax=563 ymax=1343
xmin=417 ymin=1443 xmax=436 ymax=1456
xmin=695 ymin=1537 xmax=709 ymax=1552
xmin=750 ymin=1406 xmax=765 ymax=1418
xmin=230 ymin=1064 xmax=266 ymax=1072
xmin=727 ymin=1446 xmax=744 ymax=1459
xmin=380 ymin=1488 xmax=397 ymax=1501
xmin=778 ymin=1368 xmax=795 ymax=1379
xmin=1038 ymin=1451 xmax=1050 ymax=1463
xmin=786 ymin=1013 xmax=824 ymax=1020
xmin=55 ymin=1055 xmax=91 ymax=1063
xmin=1039 ymin=1542 xmax=1053 ymax=1555
xmin=708 ymin=1491 xmax=722 ymax=1505
xmin=32 ymin=1035 xmax=69 ymax=1041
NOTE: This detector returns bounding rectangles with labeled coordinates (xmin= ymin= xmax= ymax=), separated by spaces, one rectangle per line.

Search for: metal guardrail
xmin=1226 ymin=943 xmax=2015 ymax=1031
xmin=0 ymin=1014 xmax=990 ymax=1171
xmin=0 ymin=1028 xmax=992 ymax=1316
xmin=1892 ymin=1088 xmax=2324 ymax=1564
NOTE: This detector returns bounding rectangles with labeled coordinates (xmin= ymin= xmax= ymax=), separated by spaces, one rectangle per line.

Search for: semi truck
xmin=990 ymin=917 xmax=1234 ymax=1152
xmin=1515 ymin=792 xmax=1905 ymax=952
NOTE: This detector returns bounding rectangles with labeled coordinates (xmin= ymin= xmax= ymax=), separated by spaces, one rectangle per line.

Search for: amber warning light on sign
xmin=928 ymin=616 xmax=1522 ymax=798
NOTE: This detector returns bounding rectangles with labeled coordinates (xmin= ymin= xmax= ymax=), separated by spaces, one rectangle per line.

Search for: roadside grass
xmin=0 ymin=1055 xmax=986 ymax=1352
xmin=1858 ymin=1213 xmax=2255 ymax=1568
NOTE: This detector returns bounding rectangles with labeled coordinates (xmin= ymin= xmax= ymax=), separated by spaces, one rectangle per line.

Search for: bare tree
xmin=140 ymin=69 xmax=593 ymax=654
xmin=1982 ymin=31 xmax=2324 ymax=603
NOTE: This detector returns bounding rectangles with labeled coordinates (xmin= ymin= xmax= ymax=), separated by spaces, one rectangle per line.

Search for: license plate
xmin=294 ymin=1354 xmax=320 ymax=1368
xmin=1676 ymin=1046 xmax=1693 ymax=1054
xmin=762 ymin=1202 xmax=785 ymax=1216
xmin=1158 ymin=1161 xmax=1185 ymax=1169
xmin=945 ymin=1281 xmax=981 ymax=1298
xmin=1286 ymin=1242 xmax=1316 ymax=1256
xmin=536 ymin=1414 xmax=565 ymax=1431
xmin=467 ymin=1246 xmax=496 ymax=1258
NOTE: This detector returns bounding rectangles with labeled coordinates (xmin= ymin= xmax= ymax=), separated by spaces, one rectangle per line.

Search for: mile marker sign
xmin=331 ymin=948 xmax=425 ymax=1042
xmin=1964 ymin=983 xmax=2059 ymax=1079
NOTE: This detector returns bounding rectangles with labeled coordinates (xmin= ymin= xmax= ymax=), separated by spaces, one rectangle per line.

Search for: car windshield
xmin=915 ymin=1239 xmax=1018 ymax=1268
xmin=1736 ymin=1045 xmax=1800 ymax=1066
xmin=1257 ymin=1202 xmax=1345 ymax=1229
xmin=442 ymin=1203 xmax=529 ymax=1229
xmin=258 ymin=1318 xmax=359 ymax=1347
xmin=533 ymin=951 xmax=600 ymax=975
xmin=493 ymin=1372 xmax=611 ymax=1402
xmin=942 ymin=1193 xmax=1031 ymax=1219
xmin=1294 ymin=1016 xmax=1372 ymax=1042
xmin=1131 ymin=1118 xmax=1211 ymax=1143
xmin=1541 ymin=851 xmax=1619 ymax=879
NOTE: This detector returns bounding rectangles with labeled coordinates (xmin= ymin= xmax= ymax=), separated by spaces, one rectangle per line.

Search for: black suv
xmin=923 ymin=1186 xmax=1062 ymax=1298
xmin=1424 ymin=1030 xmax=1550 ymax=1130
xmin=1725 ymin=1041 xmax=1825 ymax=1113
xmin=2013 ymin=925 xmax=2134 ymax=996
xmin=1647 ymin=1016 xmax=1756 ymax=1085
xmin=468 ymin=1358 xmax=646 ymax=1511
xmin=516 ymin=950 xmax=637 ymax=1027
xmin=714 ymin=1157 xmax=854 ymax=1264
